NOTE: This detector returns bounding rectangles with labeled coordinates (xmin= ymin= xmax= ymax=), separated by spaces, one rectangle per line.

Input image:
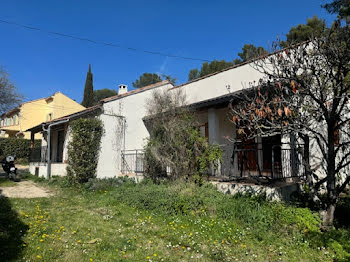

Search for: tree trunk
xmin=323 ymin=120 xmax=337 ymax=229
xmin=322 ymin=203 xmax=336 ymax=229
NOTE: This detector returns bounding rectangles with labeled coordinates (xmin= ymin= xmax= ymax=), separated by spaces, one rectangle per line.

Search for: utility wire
xmin=0 ymin=18 xmax=212 ymax=62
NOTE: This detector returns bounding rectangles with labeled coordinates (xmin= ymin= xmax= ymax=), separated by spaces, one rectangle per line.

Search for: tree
xmin=188 ymin=69 xmax=199 ymax=81
xmin=161 ymin=74 xmax=177 ymax=85
xmin=133 ymin=73 xmax=177 ymax=88
xmin=323 ymin=0 xmax=350 ymax=22
xmin=188 ymin=60 xmax=234 ymax=81
xmin=93 ymin=88 xmax=117 ymax=104
xmin=81 ymin=64 xmax=94 ymax=107
xmin=280 ymin=16 xmax=327 ymax=48
xmin=132 ymin=73 xmax=162 ymax=88
xmin=143 ymin=89 xmax=222 ymax=183
xmin=0 ymin=67 xmax=21 ymax=114
xmin=234 ymin=44 xmax=267 ymax=65
xmin=230 ymin=25 xmax=350 ymax=228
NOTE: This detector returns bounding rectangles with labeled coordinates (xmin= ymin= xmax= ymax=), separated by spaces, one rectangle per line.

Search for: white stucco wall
xmin=96 ymin=63 xmax=264 ymax=178
xmin=29 ymin=162 xmax=67 ymax=177
xmin=96 ymin=82 xmax=173 ymax=178
xmin=171 ymin=63 xmax=264 ymax=105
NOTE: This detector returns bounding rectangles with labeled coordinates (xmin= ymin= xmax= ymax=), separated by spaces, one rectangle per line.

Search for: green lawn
xmin=0 ymin=177 xmax=17 ymax=187
xmin=0 ymin=176 xmax=349 ymax=261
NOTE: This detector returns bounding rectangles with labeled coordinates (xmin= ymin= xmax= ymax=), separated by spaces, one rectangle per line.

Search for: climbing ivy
xmin=66 ymin=118 xmax=103 ymax=184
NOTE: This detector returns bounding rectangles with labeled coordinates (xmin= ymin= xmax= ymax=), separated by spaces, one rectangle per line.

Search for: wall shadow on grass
xmin=0 ymin=192 xmax=28 ymax=261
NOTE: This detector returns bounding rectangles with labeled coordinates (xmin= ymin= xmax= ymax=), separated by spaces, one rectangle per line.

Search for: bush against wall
xmin=66 ymin=118 xmax=103 ymax=183
xmin=143 ymin=90 xmax=222 ymax=183
xmin=0 ymin=138 xmax=41 ymax=160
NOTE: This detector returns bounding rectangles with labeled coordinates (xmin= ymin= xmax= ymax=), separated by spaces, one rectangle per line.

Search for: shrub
xmin=66 ymin=118 xmax=103 ymax=184
xmin=0 ymin=138 xmax=41 ymax=160
xmin=143 ymin=90 xmax=222 ymax=183
xmin=110 ymin=180 xmax=321 ymax=233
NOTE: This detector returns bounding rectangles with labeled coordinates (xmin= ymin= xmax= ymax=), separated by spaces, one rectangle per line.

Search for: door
xmin=56 ymin=130 xmax=65 ymax=163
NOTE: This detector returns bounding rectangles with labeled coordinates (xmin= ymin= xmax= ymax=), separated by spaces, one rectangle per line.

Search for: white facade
xmin=29 ymin=61 xmax=303 ymax=179
xmin=96 ymin=81 xmax=173 ymax=178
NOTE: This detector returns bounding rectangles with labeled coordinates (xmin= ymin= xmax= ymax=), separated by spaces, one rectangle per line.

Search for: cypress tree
xmin=81 ymin=64 xmax=94 ymax=107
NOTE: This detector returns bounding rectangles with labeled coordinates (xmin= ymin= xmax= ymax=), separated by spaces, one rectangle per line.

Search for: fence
xmin=227 ymin=142 xmax=305 ymax=180
xmin=121 ymin=149 xmax=144 ymax=174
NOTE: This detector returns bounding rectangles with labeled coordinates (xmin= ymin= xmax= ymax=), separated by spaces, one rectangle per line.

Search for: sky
xmin=0 ymin=0 xmax=336 ymax=104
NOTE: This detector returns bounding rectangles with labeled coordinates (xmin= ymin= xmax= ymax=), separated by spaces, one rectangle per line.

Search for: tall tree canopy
xmin=233 ymin=44 xmax=267 ymax=65
xmin=132 ymin=73 xmax=162 ymax=88
xmin=93 ymin=89 xmax=117 ymax=104
xmin=280 ymin=16 xmax=327 ymax=48
xmin=323 ymin=0 xmax=350 ymax=21
xmin=188 ymin=60 xmax=234 ymax=81
xmin=132 ymin=73 xmax=176 ymax=88
xmin=0 ymin=67 xmax=21 ymax=114
xmin=188 ymin=45 xmax=266 ymax=81
xmin=81 ymin=64 xmax=94 ymax=108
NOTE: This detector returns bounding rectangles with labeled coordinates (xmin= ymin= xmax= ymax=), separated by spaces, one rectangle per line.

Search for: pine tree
xmin=81 ymin=64 xmax=94 ymax=107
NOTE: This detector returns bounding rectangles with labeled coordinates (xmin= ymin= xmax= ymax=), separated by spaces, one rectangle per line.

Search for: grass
xmin=0 ymin=177 xmax=17 ymax=187
xmin=0 ymin=175 xmax=349 ymax=261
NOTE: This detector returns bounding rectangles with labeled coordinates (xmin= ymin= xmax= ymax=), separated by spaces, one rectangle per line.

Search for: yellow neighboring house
xmin=0 ymin=92 xmax=85 ymax=139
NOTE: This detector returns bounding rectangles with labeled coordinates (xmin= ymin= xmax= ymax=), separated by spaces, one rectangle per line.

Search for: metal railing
xmin=29 ymin=146 xmax=47 ymax=163
xmin=121 ymin=149 xmax=144 ymax=174
xmin=218 ymin=142 xmax=305 ymax=180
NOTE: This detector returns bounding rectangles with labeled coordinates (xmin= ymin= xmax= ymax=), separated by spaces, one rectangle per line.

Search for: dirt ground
xmin=0 ymin=180 xmax=54 ymax=198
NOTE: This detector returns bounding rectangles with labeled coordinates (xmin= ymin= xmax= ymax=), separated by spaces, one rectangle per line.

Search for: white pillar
xmin=208 ymin=108 xmax=219 ymax=144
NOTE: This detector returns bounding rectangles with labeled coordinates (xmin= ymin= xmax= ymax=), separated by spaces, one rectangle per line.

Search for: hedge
xmin=0 ymin=138 xmax=41 ymax=159
xmin=66 ymin=118 xmax=104 ymax=183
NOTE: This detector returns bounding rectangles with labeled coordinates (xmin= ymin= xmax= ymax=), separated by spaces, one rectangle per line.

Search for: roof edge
xmin=171 ymin=40 xmax=310 ymax=90
xmin=102 ymin=80 xmax=172 ymax=103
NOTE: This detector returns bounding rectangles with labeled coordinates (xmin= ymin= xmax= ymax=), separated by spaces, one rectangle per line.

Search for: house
xmin=28 ymin=57 xmax=303 ymax=183
xmin=0 ymin=92 xmax=85 ymax=139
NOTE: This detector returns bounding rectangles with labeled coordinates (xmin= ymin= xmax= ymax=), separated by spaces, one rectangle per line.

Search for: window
xmin=13 ymin=115 xmax=17 ymax=125
xmin=198 ymin=123 xmax=209 ymax=138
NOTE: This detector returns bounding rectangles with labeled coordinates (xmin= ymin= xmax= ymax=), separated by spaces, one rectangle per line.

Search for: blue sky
xmin=0 ymin=0 xmax=335 ymax=104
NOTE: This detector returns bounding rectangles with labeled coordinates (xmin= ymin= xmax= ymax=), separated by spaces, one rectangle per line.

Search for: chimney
xmin=118 ymin=84 xmax=128 ymax=95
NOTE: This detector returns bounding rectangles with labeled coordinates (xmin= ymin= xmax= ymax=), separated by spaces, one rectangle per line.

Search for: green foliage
xmin=188 ymin=60 xmax=233 ymax=81
xmin=111 ymin=180 xmax=320 ymax=232
xmin=93 ymin=88 xmax=117 ymax=104
xmin=188 ymin=45 xmax=266 ymax=81
xmin=9 ymin=175 xmax=350 ymax=261
xmin=0 ymin=138 xmax=40 ymax=160
xmin=280 ymin=16 xmax=327 ymax=48
xmin=143 ymin=90 xmax=222 ymax=182
xmin=234 ymin=44 xmax=267 ymax=65
xmin=188 ymin=68 xmax=199 ymax=81
xmin=66 ymin=118 xmax=103 ymax=184
xmin=323 ymin=0 xmax=350 ymax=20
xmin=161 ymin=74 xmax=177 ymax=85
xmin=81 ymin=64 xmax=94 ymax=107
xmin=84 ymin=177 xmax=135 ymax=191
xmin=132 ymin=73 xmax=162 ymax=88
